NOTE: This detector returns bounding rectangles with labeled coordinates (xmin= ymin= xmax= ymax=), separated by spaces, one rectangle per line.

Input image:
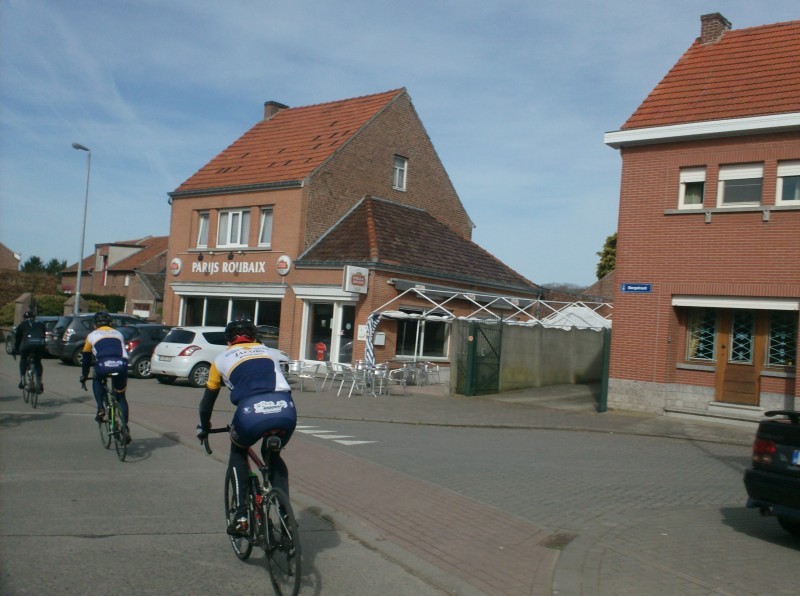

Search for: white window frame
xmin=678 ymin=167 xmax=706 ymax=210
xmin=716 ymin=163 xmax=763 ymax=208
xmin=258 ymin=207 xmax=273 ymax=248
xmin=197 ymin=211 xmax=209 ymax=248
xmin=217 ymin=208 xmax=250 ymax=248
xmin=776 ymin=160 xmax=800 ymax=206
xmin=393 ymin=155 xmax=407 ymax=191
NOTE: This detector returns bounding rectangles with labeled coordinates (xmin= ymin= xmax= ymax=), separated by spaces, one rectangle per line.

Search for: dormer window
xmin=393 ymin=155 xmax=407 ymax=191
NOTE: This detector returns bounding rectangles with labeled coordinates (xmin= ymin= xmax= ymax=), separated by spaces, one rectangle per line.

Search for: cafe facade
xmin=163 ymin=89 xmax=542 ymax=365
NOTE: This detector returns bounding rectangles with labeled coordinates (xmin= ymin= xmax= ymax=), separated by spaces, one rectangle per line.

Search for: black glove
xmin=196 ymin=424 xmax=209 ymax=444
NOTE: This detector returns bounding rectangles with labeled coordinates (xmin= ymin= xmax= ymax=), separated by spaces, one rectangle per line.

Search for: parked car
xmin=5 ymin=316 xmax=60 ymax=355
xmin=151 ymin=326 xmax=290 ymax=388
xmin=744 ymin=409 xmax=800 ymax=538
xmin=118 ymin=324 xmax=173 ymax=379
xmin=49 ymin=313 xmax=144 ymax=365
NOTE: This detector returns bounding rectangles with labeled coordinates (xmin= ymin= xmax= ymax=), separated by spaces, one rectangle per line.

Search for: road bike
xmin=82 ymin=374 xmax=128 ymax=462
xmin=204 ymin=427 xmax=301 ymax=596
xmin=20 ymin=354 xmax=43 ymax=409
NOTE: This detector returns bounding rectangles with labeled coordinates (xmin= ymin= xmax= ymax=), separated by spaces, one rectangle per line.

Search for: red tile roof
xmin=623 ymin=20 xmax=800 ymax=130
xmin=108 ymin=236 xmax=168 ymax=271
xmin=299 ymin=196 xmax=538 ymax=293
xmin=173 ymin=89 xmax=405 ymax=194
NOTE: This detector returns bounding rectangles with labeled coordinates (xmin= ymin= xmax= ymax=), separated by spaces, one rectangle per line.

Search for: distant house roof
xmin=108 ymin=236 xmax=168 ymax=271
xmin=297 ymin=196 xmax=538 ymax=294
xmin=622 ymin=18 xmax=800 ymax=130
xmin=171 ymin=89 xmax=405 ymax=196
xmin=63 ymin=236 xmax=168 ymax=272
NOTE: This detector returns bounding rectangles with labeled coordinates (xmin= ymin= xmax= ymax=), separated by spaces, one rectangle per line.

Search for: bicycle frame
xmin=83 ymin=374 xmax=127 ymax=461
xmin=204 ymin=427 xmax=301 ymax=595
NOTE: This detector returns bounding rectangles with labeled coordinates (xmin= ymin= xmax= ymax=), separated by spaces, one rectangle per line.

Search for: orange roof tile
xmin=299 ymin=197 xmax=538 ymax=293
xmin=173 ymin=89 xmax=405 ymax=194
xmin=623 ymin=20 xmax=800 ymax=130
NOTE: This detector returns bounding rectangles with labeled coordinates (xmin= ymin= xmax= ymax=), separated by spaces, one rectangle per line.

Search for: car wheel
xmin=188 ymin=362 xmax=210 ymax=388
xmin=5 ymin=336 xmax=13 ymax=355
xmin=72 ymin=349 xmax=83 ymax=367
xmin=133 ymin=357 xmax=152 ymax=379
xmin=156 ymin=375 xmax=176 ymax=385
xmin=778 ymin=517 xmax=800 ymax=538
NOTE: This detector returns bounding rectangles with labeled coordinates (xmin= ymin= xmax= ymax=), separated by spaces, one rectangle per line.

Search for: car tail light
xmin=179 ymin=345 xmax=202 ymax=357
xmin=752 ymin=438 xmax=776 ymax=464
xmin=126 ymin=339 xmax=140 ymax=352
xmin=63 ymin=328 xmax=75 ymax=343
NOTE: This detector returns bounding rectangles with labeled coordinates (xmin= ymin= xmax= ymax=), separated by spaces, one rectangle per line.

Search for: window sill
xmin=665 ymin=204 xmax=800 ymax=216
xmin=676 ymin=362 xmax=715 ymax=372
xmin=761 ymin=369 xmax=797 ymax=379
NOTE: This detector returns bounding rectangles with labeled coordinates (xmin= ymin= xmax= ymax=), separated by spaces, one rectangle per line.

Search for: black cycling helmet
xmin=94 ymin=311 xmax=113 ymax=327
xmin=224 ymin=319 xmax=257 ymax=344
xmin=23 ymin=311 xmax=35 ymax=319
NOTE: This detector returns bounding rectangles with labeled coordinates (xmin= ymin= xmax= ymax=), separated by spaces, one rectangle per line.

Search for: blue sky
xmin=1 ymin=1 xmax=797 ymax=286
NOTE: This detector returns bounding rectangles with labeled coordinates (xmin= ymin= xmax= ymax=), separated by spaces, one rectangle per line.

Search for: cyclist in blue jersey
xmin=13 ymin=311 xmax=47 ymax=391
xmin=80 ymin=311 xmax=131 ymax=444
xmin=196 ymin=318 xmax=297 ymax=537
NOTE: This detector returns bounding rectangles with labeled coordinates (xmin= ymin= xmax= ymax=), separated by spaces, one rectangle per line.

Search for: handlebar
xmin=202 ymin=426 xmax=231 ymax=454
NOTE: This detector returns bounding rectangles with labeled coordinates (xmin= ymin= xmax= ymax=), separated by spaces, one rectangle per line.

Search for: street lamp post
xmin=72 ymin=142 xmax=91 ymax=315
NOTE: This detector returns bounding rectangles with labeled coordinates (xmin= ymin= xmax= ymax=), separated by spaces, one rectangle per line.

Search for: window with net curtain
xmin=679 ymin=167 xmax=705 ymax=209
xmin=217 ymin=208 xmax=250 ymax=247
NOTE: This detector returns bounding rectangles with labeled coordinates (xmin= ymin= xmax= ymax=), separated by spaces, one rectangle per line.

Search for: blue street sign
xmin=621 ymin=283 xmax=652 ymax=293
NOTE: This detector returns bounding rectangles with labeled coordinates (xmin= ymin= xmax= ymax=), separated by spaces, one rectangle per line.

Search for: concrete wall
xmin=451 ymin=321 xmax=606 ymax=394
xmin=500 ymin=325 xmax=605 ymax=392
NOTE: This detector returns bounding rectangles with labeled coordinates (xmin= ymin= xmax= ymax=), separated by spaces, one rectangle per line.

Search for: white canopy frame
xmin=364 ymin=286 xmax=612 ymax=366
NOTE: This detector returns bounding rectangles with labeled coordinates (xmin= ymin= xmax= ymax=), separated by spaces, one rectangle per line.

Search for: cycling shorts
xmin=230 ymin=391 xmax=297 ymax=448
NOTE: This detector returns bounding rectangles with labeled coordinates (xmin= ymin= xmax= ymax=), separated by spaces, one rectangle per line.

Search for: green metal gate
xmin=455 ymin=320 xmax=502 ymax=396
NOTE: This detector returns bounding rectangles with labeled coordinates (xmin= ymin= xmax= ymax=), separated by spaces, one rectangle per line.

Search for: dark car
xmin=5 ymin=316 xmax=60 ymax=356
xmin=744 ymin=409 xmax=800 ymax=538
xmin=50 ymin=313 xmax=144 ymax=365
xmin=118 ymin=324 xmax=173 ymax=378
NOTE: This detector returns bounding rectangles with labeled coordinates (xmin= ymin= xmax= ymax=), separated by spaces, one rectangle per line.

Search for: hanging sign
xmin=170 ymin=257 xmax=182 ymax=276
xmin=277 ymin=255 xmax=292 ymax=276
xmin=343 ymin=265 xmax=369 ymax=294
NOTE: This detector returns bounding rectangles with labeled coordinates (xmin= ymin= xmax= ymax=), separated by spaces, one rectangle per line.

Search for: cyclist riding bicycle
xmin=196 ymin=318 xmax=297 ymax=537
xmin=79 ymin=311 xmax=132 ymax=445
xmin=13 ymin=311 xmax=47 ymax=392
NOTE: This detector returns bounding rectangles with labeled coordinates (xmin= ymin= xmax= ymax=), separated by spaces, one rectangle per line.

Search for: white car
xmin=151 ymin=326 xmax=290 ymax=388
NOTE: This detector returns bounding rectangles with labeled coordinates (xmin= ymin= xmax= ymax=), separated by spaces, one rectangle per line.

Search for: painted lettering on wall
xmin=191 ymin=261 xmax=268 ymax=275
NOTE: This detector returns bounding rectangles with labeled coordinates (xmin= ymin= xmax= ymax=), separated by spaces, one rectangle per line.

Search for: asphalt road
xmin=0 ymin=356 xmax=444 ymax=595
xmin=3 ymin=355 xmax=799 ymax=595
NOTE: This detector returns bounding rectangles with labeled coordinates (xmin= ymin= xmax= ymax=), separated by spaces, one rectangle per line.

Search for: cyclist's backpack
xmin=22 ymin=321 xmax=46 ymax=348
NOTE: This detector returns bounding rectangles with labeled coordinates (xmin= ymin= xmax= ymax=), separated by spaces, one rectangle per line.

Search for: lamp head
xmin=72 ymin=142 xmax=90 ymax=152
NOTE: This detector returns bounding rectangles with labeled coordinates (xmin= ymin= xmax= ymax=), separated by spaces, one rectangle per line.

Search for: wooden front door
xmin=715 ymin=310 xmax=765 ymax=405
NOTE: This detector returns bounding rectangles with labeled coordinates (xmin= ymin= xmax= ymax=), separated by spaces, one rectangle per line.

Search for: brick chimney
xmin=699 ymin=13 xmax=731 ymax=44
xmin=264 ymin=100 xmax=288 ymax=120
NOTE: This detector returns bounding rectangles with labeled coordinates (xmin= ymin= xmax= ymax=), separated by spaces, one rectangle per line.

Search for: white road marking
xmin=294 ymin=426 xmax=376 ymax=445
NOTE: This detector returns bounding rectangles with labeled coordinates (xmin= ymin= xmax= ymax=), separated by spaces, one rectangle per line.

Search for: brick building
xmin=604 ymin=14 xmax=800 ymax=418
xmin=0 ymin=242 xmax=20 ymax=271
xmin=61 ymin=236 xmax=168 ymax=319
xmin=163 ymin=89 xmax=545 ymax=364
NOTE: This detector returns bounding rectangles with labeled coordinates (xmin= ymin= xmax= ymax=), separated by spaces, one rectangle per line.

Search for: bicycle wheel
xmin=98 ymin=393 xmax=112 ymax=449
xmin=110 ymin=403 xmax=127 ymax=461
xmin=22 ymin=368 xmax=31 ymax=403
xmin=265 ymin=487 xmax=301 ymax=596
xmin=224 ymin=468 xmax=253 ymax=560
xmin=30 ymin=369 xmax=40 ymax=409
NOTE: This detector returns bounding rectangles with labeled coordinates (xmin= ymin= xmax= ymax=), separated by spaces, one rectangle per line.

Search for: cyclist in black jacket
xmin=13 ymin=311 xmax=47 ymax=392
